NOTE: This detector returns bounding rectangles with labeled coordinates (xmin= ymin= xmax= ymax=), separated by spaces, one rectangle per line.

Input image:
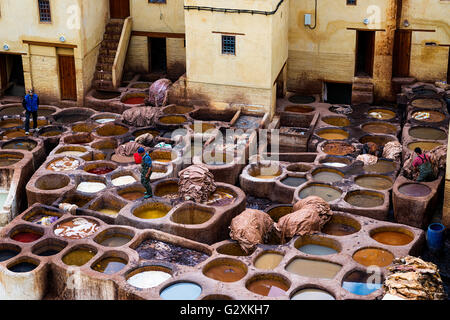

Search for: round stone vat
xmin=71 ymin=123 xmax=98 ymax=133
xmin=91 ymin=253 xmax=128 ymax=275
xmin=329 ymin=105 xmax=353 ymax=115
xmin=29 ymin=119 xmax=48 ymax=128
xmin=170 ymin=205 xmax=214 ymax=225
xmin=53 ymin=109 xmax=95 ymax=124
xmin=280 ymin=176 xmax=307 ymax=188
xmin=54 ymin=146 xmax=88 ymax=157
xmin=94 ymin=227 xmax=134 ymax=247
xmin=83 ymin=161 xmax=117 ymax=175
xmin=352 ymin=247 xmax=394 ymax=267
xmin=319 ymin=156 xmax=352 ymax=168
xmin=316 ymin=128 xmax=349 ymax=140
xmin=35 ymin=174 xmax=71 ymax=190
xmin=246 ymin=274 xmax=290 ymax=297
xmin=312 ymin=168 xmax=344 ymax=183
xmin=111 ymin=171 xmax=138 ymax=187
xmin=54 ymin=217 xmax=100 ymax=240
xmin=370 ymin=227 xmax=414 ymax=246
xmin=0 ymin=243 xmax=21 ymax=262
xmin=368 ymin=108 xmax=396 ymax=120
xmin=121 ymin=92 xmax=147 ymax=105
xmin=133 ymin=202 xmax=172 ymax=220
xmin=2 ymin=139 xmax=37 ymax=151
xmin=362 ymin=122 xmax=398 ymax=135
xmin=202 ymin=258 xmax=247 ymax=282
xmin=10 ymin=225 xmax=44 ymax=243
xmin=160 ymin=282 xmax=202 ymax=300
xmin=62 ymin=133 xmax=94 ymax=145
xmin=6 ymin=257 xmax=40 ymax=273
xmin=205 ymin=187 xmax=236 ymax=207
xmin=95 ymin=123 xmax=129 ymax=137
xmin=57 ymin=193 xmax=94 ymax=208
xmin=91 ymin=139 xmax=118 ymax=152
xmin=359 ymin=135 xmax=395 ymax=146
xmin=129 ymin=82 xmax=151 ymax=89
xmin=411 ymin=98 xmax=443 ymax=109
xmin=0 ymin=104 xmax=26 ymax=116
xmin=345 ymin=190 xmax=384 ymax=208
xmin=39 ymin=125 xmax=66 ymax=137
xmin=294 ymin=235 xmax=341 ymax=255
xmin=149 ymin=150 xmax=176 ymax=163
xmin=364 ymin=160 xmax=396 ymax=174
xmin=0 ymin=152 xmax=24 ymax=166
xmin=62 ymin=245 xmax=97 ymax=266
xmin=2 ymin=129 xmax=27 ymax=139
xmin=46 ymin=157 xmax=80 ymax=172
xmin=0 ymin=119 xmax=23 ymax=129
xmin=22 ymin=207 xmax=62 ymax=226
xmin=291 ymin=288 xmax=335 ymax=300
xmin=91 ymin=90 xmax=121 ymax=100
xmin=407 ymin=141 xmax=443 ymax=152
xmin=190 ymin=108 xmax=237 ymax=122
xmin=288 ymin=95 xmax=315 ymax=104
xmin=154 ymin=180 xmax=179 ymax=200
xmin=321 ymin=141 xmax=355 ymax=156
xmin=132 ymin=128 xmax=161 ymax=138
xmin=285 ymin=105 xmax=315 ymax=113
xmin=285 ymin=163 xmax=313 ymax=173
xmin=285 ymin=258 xmax=342 ymax=279
xmin=398 ymin=183 xmax=431 ymax=197
xmin=36 ymin=106 xmax=59 ymax=117
xmin=76 ymin=178 xmax=107 ymax=194
xmin=189 ymin=122 xmax=217 ymax=134
xmin=321 ymin=215 xmax=361 ymax=236
xmin=299 ymin=183 xmax=342 ymax=202
xmin=201 ymin=150 xmax=235 ymax=166
xmin=163 ymin=105 xmax=195 ymax=115
xmin=355 ymin=174 xmax=393 ymax=190
xmin=254 ymin=251 xmax=284 ymax=270
xmin=265 ymin=205 xmax=293 ymax=223
xmin=342 ymin=270 xmax=383 ymax=296
xmin=88 ymin=195 xmax=126 ymax=217
xmin=248 ymin=163 xmax=282 ymax=180
xmin=31 ymin=239 xmax=68 ymax=257
xmin=158 ymin=115 xmax=189 ymax=125
xmin=322 ymin=116 xmax=350 ymax=127
xmin=202 ymin=295 xmax=233 ymax=300
xmin=411 ymin=110 xmax=446 ymax=123
xmin=216 ymin=242 xmax=253 ymax=256
xmin=126 ymin=266 xmax=173 ymax=289
xmin=408 ymin=127 xmax=447 ymax=140
xmin=92 ymin=114 xmax=120 ymax=124
xmin=117 ymin=185 xmax=146 ymax=201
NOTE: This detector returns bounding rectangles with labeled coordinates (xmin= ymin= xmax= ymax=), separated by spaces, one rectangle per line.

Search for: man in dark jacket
xmin=22 ymin=88 xmax=39 ymax=135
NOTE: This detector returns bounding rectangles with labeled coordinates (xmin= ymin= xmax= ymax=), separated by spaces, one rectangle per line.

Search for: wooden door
xmin=392 ymin=30 xmax=412 ymax=77
xmin=0 ymin=55 xmax=7 ymax=92
xmin=58 ymin=55 xmax=77 ymax=101
xmin=110 ymin=0 xmax=130 ymax=19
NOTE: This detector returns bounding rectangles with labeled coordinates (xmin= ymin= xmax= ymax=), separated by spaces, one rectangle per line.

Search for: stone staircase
xmin=93 ymin=19 xmax=124 ymax=91
xmin=351 ymin=76 xmax=374 ymax=105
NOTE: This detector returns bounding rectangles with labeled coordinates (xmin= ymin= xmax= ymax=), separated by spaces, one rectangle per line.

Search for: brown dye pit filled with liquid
xmin=371 ymin=231 xmax=413 ymax=246
xmin=3 ymin=130 xmax=27 ymax=139
xmin=322 ymin=222 xmax=358 ymax=236
xmin=353 ymin=248 xmax=394 ymax=267
xmin=322 ymin=142 xmax=355 ymax=156
xmin=355 ymin=175 xmax=393 ymax=190
xmin=368 ymin=109 xmax=395 ymax=120
xmin=345 ymin=193 xmax=384 ymax=208
xmin=362 ymin=123 xmax=397 ymax=135
xmin=408 ymin=141 xmax=443 ymax=152
xmin=247 ymin=279 xmax=289 ymax=297
xmin=0 ymin=120 xmax=22 ymax=128
xmin=41 ymin=130 xmax=63 ymax=137
xmin=317 ymin=129 xmax=349 ymax=140
xmin=285 ymin=258 xmax=342 ymax=279
xmin=159 ymin=115 xmax=188 ymax=124
xmin=2 ymin=140 xmax=37 ymax=151
xmin=411 ymin=98 xmax=442 ymax=109
xmin=412 ymin=110 xmax=445 ymax=123
xmin=204 ymin=264 xmax=246 ymax=282
xmin=254 ymin=253 xmax=284 ymax=270
xmin=364 ymin=160 xmax=396 ymax=174
xmin=92 ymin=257 xmax=127 ymax=275
xmin=409 ymin=127 xmax=447 ymax=140
xmin=322 ymin=117 xmax=350 ymax=127
xmin=62 ymin=249 xmax=96 ymax=266
xmin=398 ymin=183 xmax=431 ymax=197
xmin=120 ymin=191 xmax=145 ymax=201
xmin=0 ymin=156 xmax=22 ymax=166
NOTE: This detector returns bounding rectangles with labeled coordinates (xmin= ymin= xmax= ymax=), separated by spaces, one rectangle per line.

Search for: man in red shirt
xmin=134 ymin=147 xmax=144 ymax=164
xmin=412 ymin=147 xmax=434 ymax=182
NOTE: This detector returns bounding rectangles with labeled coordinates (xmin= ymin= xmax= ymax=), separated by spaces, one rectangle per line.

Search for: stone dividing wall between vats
xmin=0 ymin=205 xmax=424 ymax=300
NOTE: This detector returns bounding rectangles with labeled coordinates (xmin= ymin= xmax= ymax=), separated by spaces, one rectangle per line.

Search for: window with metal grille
xmin=38 ymin=0 xmax=51 ymax=22
xmin=347 ymin=0 xmax=357 ymax=5
xmin=222 ymin=35 xmax=235 ymax=55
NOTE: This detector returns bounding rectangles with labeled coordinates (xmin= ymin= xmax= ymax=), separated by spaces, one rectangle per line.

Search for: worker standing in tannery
xmin=412 ymin=147 xmax=435 ymax=182
xmin=138 ymin=147 xmax=153 ymax=198
xmin=22 ymin=88 xmax=39 ymax=135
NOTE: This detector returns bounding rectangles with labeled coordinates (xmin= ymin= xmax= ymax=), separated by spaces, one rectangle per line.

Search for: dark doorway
xmin=392 ymin=30 xmax=412 ymax=77
xmin=58 ymin=55 xmax=77 ymax=101
xmin=148 ymin=37 xmax=167 ymax=73
xmin=447 ymin=48 xmax=450 ymax=83
xmin=325 ymin=82 xmax=352 ymax=105
xmin=0 ymin=54 xmax=25 ymax=97
xmin=355 ymin=31 xmax=375 ymax=77
xmin=109 ymin=0 xmax=130 ymax=19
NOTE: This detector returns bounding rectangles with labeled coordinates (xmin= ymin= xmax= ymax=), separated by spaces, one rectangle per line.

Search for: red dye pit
xmin=123 ymin=97 xmax=145 ymax=105
xmin=12 ymin=232 xmax=41 ymax=243
xmin=87 ymin=167 xmax=114 ymax=175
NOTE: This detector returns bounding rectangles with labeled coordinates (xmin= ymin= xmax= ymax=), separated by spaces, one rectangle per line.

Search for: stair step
xmin=105 ymin=25 xmax=123 ymax=34
xmin=99 ymin=55 xmax=115 ymax=64
xmin=104 ymin=33 xmax=121 ymax=41
xmin=352 ymin=82 xmax=373 ymax=92
xmin=95 ymin=70 xmax=112 ymax=81
xmin=99 ymin=48 xmax=117 ymax=57
xmin=351 ymin=91 xmax=373 ymax=105
xmin=353 ymin=76 xmax=373 ymax=84
xmin=96 ymin=63 xmax=113 ymax=72
xmin=101 ymin=39 xmax=120 ymax=50
xmin=93 ymin=80 xmax=114 ymax=90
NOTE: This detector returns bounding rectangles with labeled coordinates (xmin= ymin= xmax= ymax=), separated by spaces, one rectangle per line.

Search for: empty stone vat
xmin=170 ymin=205 xmax=214 ymax=225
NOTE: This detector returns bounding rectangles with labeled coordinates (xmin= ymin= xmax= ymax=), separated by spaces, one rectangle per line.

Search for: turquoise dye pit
xmin=298 ymin=244 xmax=338 ymax=256
xmin=342 ymin=282 xmax=382 ymax=296
xmin=160 ymin=282 xmax=202 ymax=300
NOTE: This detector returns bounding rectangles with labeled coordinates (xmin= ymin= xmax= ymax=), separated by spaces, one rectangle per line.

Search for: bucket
xmin=426 ymin=223 xmax=445 ymax=251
